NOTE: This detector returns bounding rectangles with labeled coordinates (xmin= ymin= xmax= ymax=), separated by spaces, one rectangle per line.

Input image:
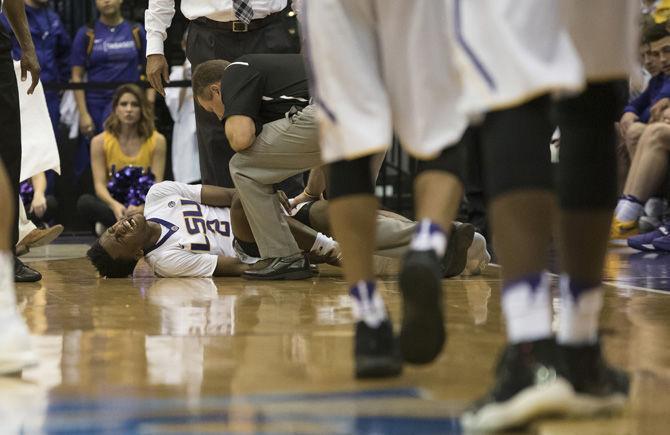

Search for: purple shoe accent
xmin=651 ymin=232 xmax=670 ymax=252
xmin=629 ymin=226 xmax=669 ymax=251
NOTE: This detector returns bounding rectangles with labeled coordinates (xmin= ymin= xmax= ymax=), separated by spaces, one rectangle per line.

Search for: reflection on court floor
xmin=6 ymin=244 xmax=670 ymax=434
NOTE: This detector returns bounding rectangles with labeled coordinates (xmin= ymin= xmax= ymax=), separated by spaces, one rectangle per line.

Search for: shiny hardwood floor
xmin=3 ymin=242 xmax=670 ymax=434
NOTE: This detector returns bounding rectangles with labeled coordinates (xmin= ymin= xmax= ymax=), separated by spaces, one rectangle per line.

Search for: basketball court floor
xmin=4 ymin=239 xmax=670 ymax=434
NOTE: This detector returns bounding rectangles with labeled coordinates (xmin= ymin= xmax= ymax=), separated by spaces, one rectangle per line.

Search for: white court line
xmin=602 ymin=281 xmax=670 ymax=296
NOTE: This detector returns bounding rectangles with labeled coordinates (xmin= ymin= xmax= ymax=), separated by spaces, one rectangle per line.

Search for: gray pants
xmin=230 ymin=105 xmax=322 ymax=258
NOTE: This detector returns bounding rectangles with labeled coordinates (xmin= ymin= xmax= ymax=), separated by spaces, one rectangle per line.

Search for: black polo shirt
xmin=220 ymin=53 xmax=310 ymax=135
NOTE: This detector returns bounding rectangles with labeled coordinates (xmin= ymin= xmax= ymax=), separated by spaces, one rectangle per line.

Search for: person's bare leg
xmin=614 ymin=123 xmax=670 ymax=230
xmin=624 ymin=122 xmax=646 ymax=160
xmin=329 ymin=195 xmax=378 ymax=284
xmin=490 ymin=191 xmax=556 ymax=281
xmin=414 ymin=171 xmax=463 ymax=231
xmin=625 ymin=123 xmax=670 ymax=201
xmin=553 ymin=82 xmax=629 ymax=415
xmin=481 ymin=97 xmax=556 ymax=346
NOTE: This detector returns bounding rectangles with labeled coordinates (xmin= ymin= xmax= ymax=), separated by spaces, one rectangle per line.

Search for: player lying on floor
xmin=86 ymin=181 xmax=490 ymax=278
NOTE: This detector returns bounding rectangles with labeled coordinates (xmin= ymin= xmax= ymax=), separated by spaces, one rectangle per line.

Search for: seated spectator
xmin=77 ymin=84 xmax=166 ymax=235
xmin=20 ymin=172 xmax=58 ymax=224
xmin=620 ymin=24 xmax=670 ymax=158
xmin=16 ymin=172 xmax=62 ymax=256
xmin=165 ymin=30 xmax=199 ymax=184
xmin=612 ymin=105 xmax=670 ymax=240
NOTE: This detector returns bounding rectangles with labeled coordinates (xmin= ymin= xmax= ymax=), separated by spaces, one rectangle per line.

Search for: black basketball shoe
xmin=399 ymin=249 xmax=445 ymax=364
xmin=561 ymin=342 xmax=629 ymax=416
xmin=355 ymin=319 xmax=402 ymax=379
xmin=461 ymin=338 xmax=575 ymax=432
xmin=442 ymin=222 xmax=475 ymax=278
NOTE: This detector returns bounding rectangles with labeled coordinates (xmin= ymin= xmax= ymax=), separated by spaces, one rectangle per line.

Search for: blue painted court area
xmin=41 ymin=388 xmax=462 ymax=434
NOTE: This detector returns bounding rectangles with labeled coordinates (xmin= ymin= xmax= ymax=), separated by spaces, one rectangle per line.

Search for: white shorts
xmin=453 ymin=0 xmax=585 ymax=117
xmin=559 ymin=0 xmax=639 ymax=81
xmin=303 ymin=0 xmax=467 ymax=163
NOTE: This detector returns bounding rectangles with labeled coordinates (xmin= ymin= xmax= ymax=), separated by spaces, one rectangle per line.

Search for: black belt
xmin=193 ymin=11 xmax=284 ymax=33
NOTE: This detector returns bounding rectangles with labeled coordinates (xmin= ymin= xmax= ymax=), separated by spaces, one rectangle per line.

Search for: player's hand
xmin=30 ymin=192 xmax=47 ymax=218
xmin=147 ymin=54 xmax=170 ymax=97
xmin=20 ymin=50 xmax=40 ymax=95
xmin=111 ymin=202 xmax=127 ymax=221
xmin=79 ymin=112 xmax=95 ymax=138
xmin=651 ymin=98 xmax=670 ymax=123
xmin=290 ymin=190 xmax=321 ymax=209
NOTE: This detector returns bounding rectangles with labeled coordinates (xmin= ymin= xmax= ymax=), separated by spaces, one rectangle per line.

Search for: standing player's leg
xmin=303 ymin=0 xmax=401 ymax=378
xmin=462 ymin=97 xmax=568 ymax=431
xmin=554 ymin=81 xmax=629 ymax=414
xmin=553 ymin=0 xmax=636 ymax=413
xmin=0 ymin=160 xmax=37 ymax=374
xmin=398 ymin=146 xmax=466 ymax=364
xmin=376 ymin=0 xmax=469 ymax=365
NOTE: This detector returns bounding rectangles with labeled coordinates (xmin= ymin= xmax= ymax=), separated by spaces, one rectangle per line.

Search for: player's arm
xmin=214 ymin=255 xmax=249 ymax=276
xmin=200 ymin=185 xmax=237 ymax=207
xmin=3 ymin=0 xmax=39 ymax=94
xmin=224 ymin=115 xmax=256 ymax=152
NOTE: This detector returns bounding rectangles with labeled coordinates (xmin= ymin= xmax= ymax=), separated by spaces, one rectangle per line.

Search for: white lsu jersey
xmin=143 ymin=182 xmax=236 ymax=278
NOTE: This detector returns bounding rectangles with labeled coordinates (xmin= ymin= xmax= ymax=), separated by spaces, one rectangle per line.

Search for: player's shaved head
xmin=192 ymin=59 xmax=231 ymax=100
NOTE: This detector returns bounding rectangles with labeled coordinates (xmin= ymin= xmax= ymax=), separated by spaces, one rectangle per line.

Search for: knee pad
xmin=416 ymin=141 xmax=465 ymax=184
xmin=328 ymin=155 xmax=374 ymax=200
xmin=481 ymin=96 xmax=555 ymax=201
xmin=553 ymin=81 xmax=624 ymax=210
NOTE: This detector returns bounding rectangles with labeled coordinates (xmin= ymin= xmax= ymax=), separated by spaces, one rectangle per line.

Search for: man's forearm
xmin=3 ymin=0 xmax=34 ymax=53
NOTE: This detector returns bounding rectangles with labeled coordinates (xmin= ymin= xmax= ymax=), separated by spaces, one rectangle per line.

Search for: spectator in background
xmin=16 ymin=172 xmax=63 ymax=256
xmin=165 ymin=29 xmax=199 ymax=184
xmin=145 ymin=0 xmax=300 ymax=189
xmin=77 ymin=84 xmax=166 ymax=235
xmin=71 ymin=0 xmax=149 ymax=176
xmin=0 ymin=0 xmax=70 ymax=133
xmin=620 ymin=24 xmax=670 ymax=158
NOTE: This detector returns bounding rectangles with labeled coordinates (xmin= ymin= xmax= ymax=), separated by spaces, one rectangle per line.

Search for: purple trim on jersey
xmin=145 ymin=218 xmax=178 ymax=255
xmin=454 ymin=0 xmax=496 ymax=91
xmin=298 ymin=0 xmax=336 ymax=123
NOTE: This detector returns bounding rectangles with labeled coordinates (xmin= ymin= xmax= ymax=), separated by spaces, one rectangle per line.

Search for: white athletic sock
xmin=502 ymin=272 xmax=553 ymax=344
xmin=409 ymin=219 xmax=447 ymax=258
xmin=311 ymin=232 xmax=339 ymax=259
xmin=556 ymin=275 xmax=603 ymax=345
xmin=0 ymin=251 xmax=17 ymax=315
xmin=615 ymin=197 xmax=644 ymax=222
xmin=349 ymin=280 xmax=387 ymax=328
